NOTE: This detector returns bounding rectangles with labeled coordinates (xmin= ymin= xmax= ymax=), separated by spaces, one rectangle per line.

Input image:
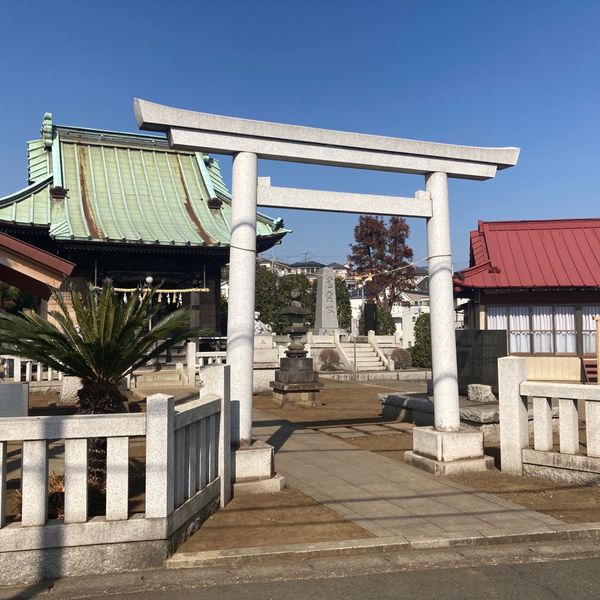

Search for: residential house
xmin=454 ymin=218 xmax=600 ymax=381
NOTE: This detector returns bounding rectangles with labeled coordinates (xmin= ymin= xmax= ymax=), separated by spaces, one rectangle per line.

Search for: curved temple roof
xmin=0 ymin=114 xmax=287 ymax=249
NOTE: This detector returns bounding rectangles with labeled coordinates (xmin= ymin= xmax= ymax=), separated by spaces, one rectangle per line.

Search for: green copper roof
xmin=0 ymin=115 xmax=287 ymax=248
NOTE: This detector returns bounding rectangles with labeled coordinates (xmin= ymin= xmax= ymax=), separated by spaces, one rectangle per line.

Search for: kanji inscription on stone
xmin=314 ymin=267 xmax=339 ymax=333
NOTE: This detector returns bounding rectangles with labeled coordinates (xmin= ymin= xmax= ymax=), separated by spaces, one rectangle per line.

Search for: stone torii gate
xmin=134 ymin=98 xmax=519 ymax=480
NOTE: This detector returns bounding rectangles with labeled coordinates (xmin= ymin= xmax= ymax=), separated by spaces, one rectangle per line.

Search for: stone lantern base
xmin=270 ymin=357 xmax=323 ymax=407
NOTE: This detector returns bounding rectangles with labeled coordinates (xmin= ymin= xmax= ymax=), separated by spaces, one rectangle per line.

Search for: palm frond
xmin=0 ymin=279 xmax=198 ymax=385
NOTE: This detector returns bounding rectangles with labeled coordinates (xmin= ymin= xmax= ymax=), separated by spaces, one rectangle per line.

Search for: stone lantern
xmin=270 ymin=290 xmax=322 ymax=407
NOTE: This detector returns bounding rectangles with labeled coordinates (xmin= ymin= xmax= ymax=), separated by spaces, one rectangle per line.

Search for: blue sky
xmin=1 ymin=1 xmax=599 ymax=269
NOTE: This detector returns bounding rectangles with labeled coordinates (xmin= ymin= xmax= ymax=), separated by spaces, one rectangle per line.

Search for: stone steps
xmin=339 ymin=343 xmax=386 ymax=372
xmin=131 ymin=370 xmax=185 ymax=389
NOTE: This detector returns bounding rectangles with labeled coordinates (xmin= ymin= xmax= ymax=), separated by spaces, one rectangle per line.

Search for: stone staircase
xmin=130 ymin=366 xmax=187 ymax=389
xmin=339 ymin=342 xmax=386 ymax=372
xmin=130 ymin=342 xmax=189 ymax=389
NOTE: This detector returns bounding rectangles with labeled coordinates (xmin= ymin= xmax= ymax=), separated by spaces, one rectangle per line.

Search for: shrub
xmin=410 ymin=313 xmax=432 ymax=368
xmin=319 ymin=348 xmax=341 ymax=371
xmin=391 ymin=347 xmax=412 ymax=369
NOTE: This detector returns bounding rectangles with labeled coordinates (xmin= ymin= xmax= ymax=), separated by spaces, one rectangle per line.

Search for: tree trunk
xmin=76 ymin=381 xmax=128 ymax=487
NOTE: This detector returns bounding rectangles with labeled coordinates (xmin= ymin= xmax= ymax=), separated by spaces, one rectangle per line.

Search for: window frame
xmin=486 ymin=304 xmax=579 ymax=356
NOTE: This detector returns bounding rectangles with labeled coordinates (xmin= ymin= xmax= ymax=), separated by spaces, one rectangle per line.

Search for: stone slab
xmin=331 ymin=431 xmax=368 ymax=439
xmin=252 ymin=408 xmax=558 ymax=544
xmin=383 ymin=422 xmax=414 ymax=432
xmin=352 ymin=424 xmax=394 ymax=435
xmin=404 ymin=451 xmax=495 ymax=476
xmin=274 ymin=370 xmax=320 ymax=384
xmin=272 ymin=391 xmax=319 ymax=408
xmin=381 ymin=393 xmax=502 ymax=425
xmin=233 ymin=474 xmax=286 ymax=494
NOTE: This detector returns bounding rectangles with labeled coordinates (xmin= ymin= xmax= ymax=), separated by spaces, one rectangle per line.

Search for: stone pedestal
xmin=232 ymin=441 xmax=285 ymax=493
xmin=271 ymin=357 xmax=322 ymax=407
xmin=405 ymin=426 xmax=494 ymax=475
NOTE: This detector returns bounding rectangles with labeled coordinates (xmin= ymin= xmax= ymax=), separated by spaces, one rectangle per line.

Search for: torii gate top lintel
xmin=134 ymin=98 xmax=519 ymax=181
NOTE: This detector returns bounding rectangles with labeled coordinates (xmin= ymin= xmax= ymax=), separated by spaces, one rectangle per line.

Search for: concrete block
xmin=412 ymin=426 xmax=484 ymax=462
xmin=252 ymin=368 xmax=276 ymax=393
xmin=0 ymin=382 xmax=28 ymax=417
xmin=254 ymin=335 xmax=275 ymax=349
xmin=254 ymin=347 xmax=278 ymax=363
xmin=467 ymin=384 xmax=496 ymax=404
xmin=232 ymin=440 xmax=274 ymax=481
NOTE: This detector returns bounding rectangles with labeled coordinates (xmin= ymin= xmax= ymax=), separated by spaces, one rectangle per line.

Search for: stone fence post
xmin=203 ymin=364 xmax=232 ymax=506
xmin=186 ymin=341 xmax=197 ymax=387
xmin=498 ymin=356 xmax=529 ymax=475
xmin=145 ymin=394 xmax=175 ymax=518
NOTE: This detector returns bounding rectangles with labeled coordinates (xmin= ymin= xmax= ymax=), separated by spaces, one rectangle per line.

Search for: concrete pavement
xmin=252 ymin=410 xmax=561 ymax=542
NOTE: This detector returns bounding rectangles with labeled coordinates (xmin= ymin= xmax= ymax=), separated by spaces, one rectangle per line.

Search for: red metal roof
xmin=454 ymin=218 xmax=600 ymax=290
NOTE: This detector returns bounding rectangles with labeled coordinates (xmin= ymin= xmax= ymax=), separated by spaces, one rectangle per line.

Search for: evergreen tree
xmin=335 ymin=278 xmax=352 ymax=330
xmin=410 ymin=313 xmax=432 ymax=368
xmin=376 ymin=307 xmax=396 ymax=335
xmin=254 ymin=266 xmax=281 ymax=330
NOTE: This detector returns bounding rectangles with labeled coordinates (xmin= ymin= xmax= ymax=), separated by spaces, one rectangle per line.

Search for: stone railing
xmin=499 ymin=356 xmax=600 ymax=482
xmin=185 ymin=342 xmax=227 ymax=386
xmin=0 ymin=364 xmax=231 ymax=585
xmin=367 ymin=331 xmax=394 ymax=371
xmin=0 ymin=355 xmax=63 ymax=383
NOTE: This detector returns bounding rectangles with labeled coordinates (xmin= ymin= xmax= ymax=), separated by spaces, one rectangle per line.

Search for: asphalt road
xmin=47 ymin=559 xmax=600 ymax=600
xmin=5 ymin=541 xmax=600 ymax=600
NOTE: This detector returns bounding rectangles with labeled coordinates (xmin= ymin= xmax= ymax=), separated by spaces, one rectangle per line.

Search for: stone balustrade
xmin=0 ymin=364 xmax=231 ymax=585
xmin=0 ymin=355 xmax=63 ymax=384
xmin=499 ymin=356 xmax=600 ymax=483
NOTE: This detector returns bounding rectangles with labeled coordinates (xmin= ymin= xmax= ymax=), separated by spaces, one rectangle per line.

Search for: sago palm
xmin=0 ymin=279 xmax=195 ymax=414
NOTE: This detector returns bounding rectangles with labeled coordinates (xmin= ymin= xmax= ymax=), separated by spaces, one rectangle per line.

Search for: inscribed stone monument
xmin=314 ymin=267 xmax=339 ymax=334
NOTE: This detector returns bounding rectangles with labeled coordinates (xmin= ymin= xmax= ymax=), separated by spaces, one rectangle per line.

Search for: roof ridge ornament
xmin=41 ymin=113 xmax=53 ymax=149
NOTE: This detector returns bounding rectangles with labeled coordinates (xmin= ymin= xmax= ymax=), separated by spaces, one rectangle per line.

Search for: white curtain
xmin=583 ymin=306 xmax=600 ymax=354
xmin=554 ymin=306 xmax=576 ymax=353
xmin=487 ymin=306 xmax=508 ymax=330
xmin=532 ymin=306 xmax=553 ymax=352
xmin=509 ymin=307 xmax=530 ymax=353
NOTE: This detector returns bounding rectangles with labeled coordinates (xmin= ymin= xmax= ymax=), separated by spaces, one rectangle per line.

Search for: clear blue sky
xmin=1 ymin=1 xmax=599 ymax=269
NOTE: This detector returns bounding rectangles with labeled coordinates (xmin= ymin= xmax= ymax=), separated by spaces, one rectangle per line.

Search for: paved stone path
xmin=253 ymin=410 xmax=562 ymax=542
